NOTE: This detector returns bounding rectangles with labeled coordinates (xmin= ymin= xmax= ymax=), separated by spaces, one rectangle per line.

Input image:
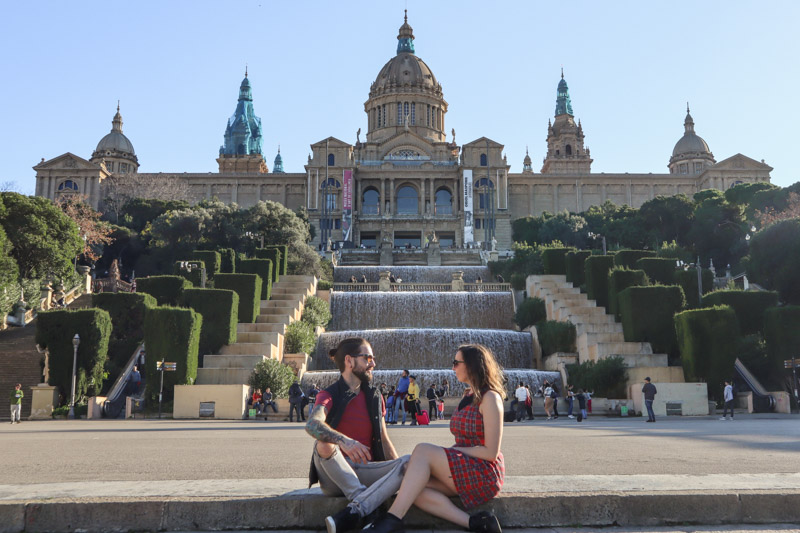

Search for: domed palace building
xmin=35 ymin=13 xmax=771 ymax=252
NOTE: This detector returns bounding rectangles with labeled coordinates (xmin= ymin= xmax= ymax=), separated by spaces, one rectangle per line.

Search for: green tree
xmin=118 ymin=198 xmax=191 ymax=232
xmin=746 ymin=219 xmax=800 ymax=304
xmin=724 ymin=182 xmax=778 ymax=206
xmin=0 ymin=225 xmax=19 ymax=316
xmin=638 ymin=194 xmax=695 ymax=246
xmin=243 ymin=201 xmax=321 ymax=276
xmin=687 ymin=196 xmax=748 ymax=269
xmin=538 ymin=210 xmax=588 ymax=248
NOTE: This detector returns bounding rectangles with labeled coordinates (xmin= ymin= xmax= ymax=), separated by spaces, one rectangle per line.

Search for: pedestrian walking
xmin=576 ymin=389 xmax=587 ymax=422
xmin=9 ymin=384 xmax=23 ymax=424
xmin=426 ymin=383 xmax=438 ymax=420
xmin=721 ymin=381 xmax=735 ymax=420
xmin=642 ymin=377 xmax=657 ymax=422
xmin=514 ymin=382 xmax=528 ymax=421
xmin=566 ymin=384 xmax=575 ymax=419
xmin=543 ymin=382 xmax=554 ymax=420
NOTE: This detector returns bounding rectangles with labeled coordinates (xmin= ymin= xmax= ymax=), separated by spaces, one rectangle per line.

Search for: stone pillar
xmin=29 ymin=385 xmax=58 ymax=420
xmin=451 ymin=271 xmax=465 ymax=291
xmin=381 ymin=178 xmax=387 ymax=214
xmin=427 ymin=241 xmax=441 ymax=266
xmin=389 ymin=178 xmax=395 ymax=215
xmin=380 ymin=239 xmax=393 ymax=266
xmin=77 ymin=265 xmax=91 ymax=294
xmin=429 ymin=178 xmax=435 ymax=213
xmin=40 ymin=283 xmax=53 ymax=310
xmin=378 ymin=270 xmax=391 ymax=291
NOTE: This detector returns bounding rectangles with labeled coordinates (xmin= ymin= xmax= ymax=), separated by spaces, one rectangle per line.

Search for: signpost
xmin=156 ymin=359 xmax=177 ymax=419
xmin=785 ymin=358 xmax=798 ymax=404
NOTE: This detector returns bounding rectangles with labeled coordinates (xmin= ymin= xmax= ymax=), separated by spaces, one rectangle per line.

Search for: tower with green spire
xmin=217 ymin=69 xmax=268 ymax=173
xmin=555 ymin=69 xmax=574 ymax=116
xmin=272 ymin=146 xmax=285 ymax=173
xmin=541 ymin=70 xmax=592 ymax=174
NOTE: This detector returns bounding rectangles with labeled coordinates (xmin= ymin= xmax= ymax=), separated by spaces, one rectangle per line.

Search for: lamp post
xmin=677 ymin=258 xmax=703 ymax=306
xmin=179 ymin=261 xmax=206 ymax=289
xmin=588 ymin=232 xmax=607 ymax=255
xmin=68 ymin=333 xmax=80 ymax=419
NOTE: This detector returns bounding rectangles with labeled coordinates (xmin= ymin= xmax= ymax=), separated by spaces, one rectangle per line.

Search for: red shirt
xmin=315 ymin=389 xmax=385 ymax=456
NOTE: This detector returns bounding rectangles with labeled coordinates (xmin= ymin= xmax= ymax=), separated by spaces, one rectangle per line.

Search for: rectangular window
xmin=411 ymin=103 xmax=415 ymax=125
xmin=383 ymin=104 xmax=387 ymax=126
xmin=403 ymin=102 xmax=409 ymax=125
xmin=335 ymin=219 xmax=341 ymax=230
xmin=397 ymin=103 xmax=402 ymax=125
xmin=119 ymin=162 xmax=128 ymax=173
xmin=680 ymin=163 xmax=688 ymax=175
xmin=694 ymin=162 xmax=704 ymax=173
xmin=427 ymin=105 xmax=430 ymax=126
xmin=377 ymin=106 xmax=381 ymax=127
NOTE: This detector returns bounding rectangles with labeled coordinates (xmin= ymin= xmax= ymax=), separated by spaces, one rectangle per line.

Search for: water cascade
xmin=330 ymin=292 xmax=515 ymax=330
xmin=334 ymin=266 xmax=491 ymax=283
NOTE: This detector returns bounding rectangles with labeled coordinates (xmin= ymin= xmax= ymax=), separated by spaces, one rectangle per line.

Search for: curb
xmin=3 ymin=490 xmax=800 ymax=533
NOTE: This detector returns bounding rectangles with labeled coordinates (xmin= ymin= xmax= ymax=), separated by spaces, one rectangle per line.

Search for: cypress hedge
xmin=182 ymin=288 xmax=239 ymax=364
xmin=237 ymin=258 xmax=273 ymax=301
xmin=565 ymin=250 xmax=592 ymax=287
xmin=191 ymin=250 xmax=222 ymax=278
xmin=218 ymin=248 xmax=236 ymax=273
xmin=675 ymin=268 xmax=714 ymax=308
xmin=514 ymin=297 xmax=547 ymax=330
xmin=619 ymin=285 xmax=685 ymax=359
xmin=143 ymin=306 xmax=202 ymax=403
xmin=585 ymin=255 xmax=615 ymax=310
xmin=263 ymin=244 xmax=289 ymax=276
xmin=541 ymin=248 xmax=572 ymax=275
xmin=254 ymin=248 xmax=281 ymax=283
xmin=536 ymin=320 xmax=577 ymax=356
xmin=213 ymin=273 xmax=262 ymax=323
xmin=702 ymin=290 xmax=779 ymax=336
xmin=173 ymin=261 xmax=203 ymax=287
xmin=137 ymin=275 xmax=192 ymax=306
xmin=636 ymin=258 xmax=677 ymax=285
xmin=674 ymin=305 xmax=740 ymax=401
xmin=763 ymin=306 xmax=800 ymax=383
xmin=608 ymin=268 xmax=649 ymax=321
xmin=93 ymin=292 xmax=157 ymax=383
xmin=36 ymin=308 xmax=112 ymax=403
xmin=614 ymin=250 xmax=656 ymax=269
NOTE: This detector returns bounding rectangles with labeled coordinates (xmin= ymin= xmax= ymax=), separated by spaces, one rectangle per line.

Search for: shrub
xmin=249 ymin=359 xmax=296 ymax=399
xmin=218 ymin=248 xmax=236 ymax=273
xmin=182 ymin=288 xmax=239 ymax=364
xmin=536 ymin=320 xmax=576 ymax=356
xmin=263 ymin=245 xmax=289 ymax=276
xmin=143 ymin=306 xmax=202 ymax=403
xmin=608 ymin=268 xmax=649 ymax=321
xmin=285 ymin=320 xmax=316 ymax=354
xmin=510 ymin=272 xmax=527 ymax=291
xmin=237 ymin=258 xmax=273 ymax=301
xmin=302 ymin=295 xmax=332 ymax=328
xmin=565 ymin=250 xmax=592 ymax=287
xmin=736 ymin=333 xmax=781 ymax=391
xmin=763 ymin=306 xmax=800 ymax=389
xmin=613 ymin=250 xmax=656 ymax=269
xmin=746 ymin=219 xmax=800 ymax=304
xmin=514 ymin=297 xmax=546 ymax=330
xmin=585 ymin=255 xmax=615 ymax=310
xmin=136 ymin=275 xmax=193 ymax=306
xmin=213 ymin=273 xmax=261 ymax=323
xmin=317 ymin=279 xmax=333 ymax=291
xmin=173 ymin=261 xmax=203 ymax=287
xmin=36 ymin=308 xmax=112 ymax=403
xmin=191 ymin=250 xmax=222 ymax=278
xmin=566 ymin=356 xmax=628 ymax=399
xmin=702 ymin=290 xmax=779 ymax=336
xmin=93 ymin=293 xmax=157 ymax=386
xmin=674 ymin=305 xmax=740 ymax=401
xmin=636 ymin=258 xmax=677 ymax=285
xmin=674 ymin=268 xmax=714 ymax=308
xmin=619 ymin=285 xmax=686 ymax=361
xmin=541 ymin=248 xmax=572 ymax=275
xmin=254 ymin=248 xmax=281 ymax=283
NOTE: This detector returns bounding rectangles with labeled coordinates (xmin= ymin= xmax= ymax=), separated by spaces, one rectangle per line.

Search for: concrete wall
xmin=173 ymin=384 xmax=250 ymax=419
xmin=627 ymin=366 xmax=685 ymax=386
xmin=629 ymin=382 xmax=709 ymax=417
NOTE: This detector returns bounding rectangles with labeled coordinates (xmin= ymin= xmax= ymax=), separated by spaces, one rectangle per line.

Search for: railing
xmin=333 ymin=283 xmax=380 ymax=292
xmin=332 ymin=282 xmax=512 ymax=292
xmin=93 ymin=278 xmax=133 ymax=293
xmin=464 ymin=283 xmax=511 ymax=292
xmin=103 ymin=343 xmax=145 ymax=418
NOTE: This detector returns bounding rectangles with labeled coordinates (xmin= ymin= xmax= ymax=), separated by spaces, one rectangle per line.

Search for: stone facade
xmin=35 ymin=14 xmax=772 ymax=249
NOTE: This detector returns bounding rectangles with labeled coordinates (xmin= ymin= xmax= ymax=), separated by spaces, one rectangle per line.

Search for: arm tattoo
xmin=305 ymin=404 xmax=349 ymax=445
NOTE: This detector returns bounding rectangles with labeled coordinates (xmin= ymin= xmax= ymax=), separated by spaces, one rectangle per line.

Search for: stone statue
xmin=451 ymin=128 xmax=456 ymax=144
xmin=356 ymin=128 xmax=361 ymax=143
xmin=491 ymin=237 xmax=497 ymax=252
xmin=382 ymin=233 xmax=392 ymax=244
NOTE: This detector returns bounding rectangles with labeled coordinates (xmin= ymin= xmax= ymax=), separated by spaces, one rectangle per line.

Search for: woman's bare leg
xmin=412 ymin=487 xmax=469 ymax=528
xmin=387 ymin=443 xmax=460 ymax=519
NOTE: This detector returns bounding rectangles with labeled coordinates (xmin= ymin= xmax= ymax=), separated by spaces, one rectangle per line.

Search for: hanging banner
xmin=463 ymin=170 xmax=474 ymax=243
xmin=342 ymin=169 xmax=353 ymax=241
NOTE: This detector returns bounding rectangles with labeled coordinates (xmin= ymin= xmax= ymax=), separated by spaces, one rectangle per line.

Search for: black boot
xmin=324 ymin=506 xmax=360 ymax=533
xmin=469 ymin=510 xmax=502 ymax=533
xmin=361 ymin=512 xmax=405 ymax=533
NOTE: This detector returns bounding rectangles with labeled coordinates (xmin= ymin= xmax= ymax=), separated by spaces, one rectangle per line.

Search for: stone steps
xmin=238 ymin=323 xmax=286 ymax=335
xmin=202 ymin=354 xmax=269 ymax=369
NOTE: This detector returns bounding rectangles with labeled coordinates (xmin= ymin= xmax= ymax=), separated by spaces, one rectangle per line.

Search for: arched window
xmin=320 ymin=178 xmax=341 ymax=210
xmin=327 ymin=153 xmax=335 ymax=167
xmin=565 ymin=144 xmax=572 ymax=156
xmin=396 ymin=185 xmax=418 ymax=214
xmin=435 ymin=188 xmax=453 ymax=215
xmin=474 ymin=178 xmax=495 ymax=210
xmin=57 ymin=180 xmax=79 ymax=192
xmin=362 ymin=188 xmax=380 ymax=215
xmin=480 ymin=153 xmax=487 ymax=166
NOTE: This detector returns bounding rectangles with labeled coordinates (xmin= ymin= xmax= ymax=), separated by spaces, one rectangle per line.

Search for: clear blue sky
xmin=2 ymin=0 xmax=798 ymax=195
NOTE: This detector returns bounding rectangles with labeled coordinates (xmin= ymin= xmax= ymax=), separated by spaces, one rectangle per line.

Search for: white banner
xmin=463 ymin=170 xmax=474 ymax=243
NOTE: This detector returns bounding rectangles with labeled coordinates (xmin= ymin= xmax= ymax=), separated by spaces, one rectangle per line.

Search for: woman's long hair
xmin=457 ymin=344 xmax=507 ymax=405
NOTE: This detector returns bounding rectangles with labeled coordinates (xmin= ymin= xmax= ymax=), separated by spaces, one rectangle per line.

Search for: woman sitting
xmin=363 ymin=344 xmax=505 ymax=533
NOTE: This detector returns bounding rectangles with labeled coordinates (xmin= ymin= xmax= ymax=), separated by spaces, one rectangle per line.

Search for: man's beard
xmin=352 ymin=366 xmax=372 ymax=385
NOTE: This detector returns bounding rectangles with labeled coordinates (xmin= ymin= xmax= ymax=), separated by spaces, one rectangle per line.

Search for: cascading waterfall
xmin=330 ymin=292 xmax=515 ymax=330
xmin=334 ymin=266 xmax=491 ymax=283
xmin=314 ymin=328 xmax=534 ymax=370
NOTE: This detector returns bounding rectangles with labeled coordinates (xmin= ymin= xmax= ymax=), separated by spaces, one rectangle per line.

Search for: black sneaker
xmin=362 ymin=512 xmax=404 ymax=532
xmin=469 ymin=510 xmax=502 ymax=532
xmin=325 ymin=506 xmax=360 ymax=533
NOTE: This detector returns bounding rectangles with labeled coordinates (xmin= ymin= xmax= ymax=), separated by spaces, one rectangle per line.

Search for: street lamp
xmin=68 ymin=333 xmax=80 ymax=419
xmin=677 ymin=257 xmax=704 ymax=306
xmin=588 ymin=232 xmax=607 ymax=255
xmin=178 ymin=261 xmax=207 ymax=288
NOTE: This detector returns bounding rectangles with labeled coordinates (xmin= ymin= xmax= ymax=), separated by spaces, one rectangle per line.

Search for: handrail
xmin=103 ymin=343 xmax=145 ymax=417
xmin=332 ymin=282 xmax=512 ymax=292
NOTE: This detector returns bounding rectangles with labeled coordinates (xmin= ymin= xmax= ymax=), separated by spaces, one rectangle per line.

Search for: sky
xmin=2 ymin=0 xmax=799 ymax=195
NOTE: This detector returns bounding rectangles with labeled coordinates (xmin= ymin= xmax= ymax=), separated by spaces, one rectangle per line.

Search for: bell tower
xmin=541 ymin=71 xmax=592 ymax=174
xmin=217 ymin=69 xmax=268 ymax=173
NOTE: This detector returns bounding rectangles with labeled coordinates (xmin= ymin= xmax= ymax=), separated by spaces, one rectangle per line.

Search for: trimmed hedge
xmin=213 ymin=273 xmax=261 ymax=323
xmin=514 ymin=297 xmax=547 ymax=330
xmin=565 ymin=250 xmax=592 ymax=287
xmin=675 ymin=268 xmax=714 ymax=308
xmin=510 ymin=272 xmax=526 ymax=291
xmin=763 ymin=306 xmax=800 ymax=385
xmin=191 ymin=250 xmax=222 ymax=278
xmin=608 ymin=268 xmax=649 ymax=321
xmin=619 ymin=285 xmax=686 ymax=360
xmin=182 ymin=288 xmax=239 ymax=364
xmin=301 ymin=295 xmax=332 ymax=328
xmin=143 ymin=306 xmax=202 ymax=403
xmin=614 ymin=250 xmax=656 ymax=269
xmin=674 ymin=305 xmax=740 ymax=401
xmin=702 ymin=290 xmax=779 ymax=336
xmin=636 ymin=258 xmax=677 ymax=285
xmin=137 ymin=275 xmax=192 ymax=306
xmin=173 ymin=261 xmax=203 ymax=287
xmin=536 ymin=320 xmax=577 ymax=356
xmin=585 ymin=255 xmax=615 ymax=310
xmin=317 ymin=279 xmax=333 ymax=291
xmin=285 ymin=320 xmax=316 ymax=354
xmin=254 ymin=248 xmax=281 ymax=283
xmin=36 ymin=309 xmax=112 ymax=403
xmin=263 ymin=245 xmax=289 ymax=276
xmin=218 ymin=248 xmax=236 ymax=273
xmin=93 ymin=292 xmax=157 ymax=385
xmin=541 ymin=248 xmax=572 ymax=275
xmin=237 ymin=258 xmax=273 ymax=301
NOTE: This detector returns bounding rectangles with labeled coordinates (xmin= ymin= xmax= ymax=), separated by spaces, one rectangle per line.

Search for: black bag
xmin=504 ymin=410 xmax=515 ymax=423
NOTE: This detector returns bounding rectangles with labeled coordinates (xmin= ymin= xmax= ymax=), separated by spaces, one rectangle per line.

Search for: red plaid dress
xmin=444 ymin=400 xmax=505 ymax=509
